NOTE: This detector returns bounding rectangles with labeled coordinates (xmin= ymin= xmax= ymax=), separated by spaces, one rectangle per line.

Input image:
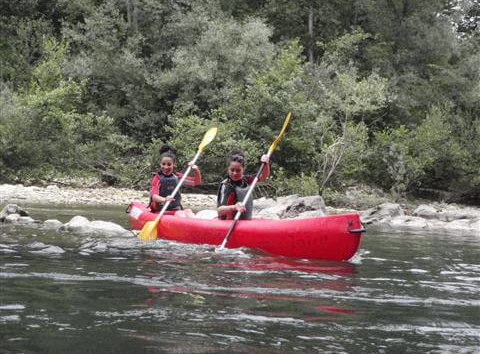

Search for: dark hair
xmin=226 ymin=150 xmax=245 ymax=167
xmin=159 ymin=145 xmax=176 ymax=162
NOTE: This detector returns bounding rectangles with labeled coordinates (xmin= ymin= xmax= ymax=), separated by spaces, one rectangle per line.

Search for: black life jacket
xmin=217 ymin=177 xmax=253 ymax=220
xmin=152 ymin=172 xmax=182 ymax=211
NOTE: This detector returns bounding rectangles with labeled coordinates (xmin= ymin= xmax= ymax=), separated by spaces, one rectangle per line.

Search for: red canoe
xmin=127 ymin=202 xmax=365 ymax=261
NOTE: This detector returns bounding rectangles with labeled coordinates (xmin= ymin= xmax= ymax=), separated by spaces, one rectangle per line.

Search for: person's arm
xmin=182 ymin=162 xmax=202 ymax=186
xmin=190 ymin=163 xmax=202 ymax=185
xmin=258 ymin=154 xmax=270 ymax=182
xmin=217 ymin=203 xmax=246 ymax=217
xmin=152 ymin=194 xmax=175 ymax=204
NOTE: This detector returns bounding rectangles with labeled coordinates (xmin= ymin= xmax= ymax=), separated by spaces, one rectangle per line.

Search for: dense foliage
xmin=1 ymin=0 xmax=479 ymax=200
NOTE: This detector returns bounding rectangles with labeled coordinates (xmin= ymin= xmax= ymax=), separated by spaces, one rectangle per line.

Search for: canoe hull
xmin=128 ymin=202 xmax=364 ymax=261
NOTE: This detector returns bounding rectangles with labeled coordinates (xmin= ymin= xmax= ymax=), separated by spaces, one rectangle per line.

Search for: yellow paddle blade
xmin=198 ymin=127 xmax=218 ymax=153
xmin=268 ymin=112 xmax=291 ymax=155
xmin=137 ymin=219 xmax=159 ymax=241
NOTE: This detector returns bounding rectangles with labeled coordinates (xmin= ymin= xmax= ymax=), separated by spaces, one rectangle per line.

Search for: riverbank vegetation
xmin=1 ymin=0 xmax=479 ymax=204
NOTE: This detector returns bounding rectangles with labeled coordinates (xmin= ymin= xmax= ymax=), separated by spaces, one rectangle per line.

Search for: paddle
xmin=218 ymin=112 xmax=292 ymax=250
xmin=138 ymin=127 xmax=218 ymax=241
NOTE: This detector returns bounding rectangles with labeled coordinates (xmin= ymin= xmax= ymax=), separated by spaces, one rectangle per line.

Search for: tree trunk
xmin=308 ymin=2 xmax=314 ymax=64
xmin=126 ymin=0 xmax=138 ymax=33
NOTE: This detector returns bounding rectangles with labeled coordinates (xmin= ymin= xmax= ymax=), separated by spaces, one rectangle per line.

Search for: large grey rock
xmin=0 ymin=204 xmax=29 ymax=222
xmin=295 ymin=209 xmax=326 ymax=219
xmin=89 ymin=220 xmax=131 ymax=237
xmin=441 ymin=219 xmax=480 ymax=235
xmin=255 ymin=204 xmax=286 ymax=219
xmin=283 ymin=195 xmax=326 ymax=218
xmin=365 ymin=210 xmax=480 ymax=236
xmin=60 ymin=216 xmax=91 ymax=233
xmin=43 ymin=219 xmax=63 ymax=230
xmin=60 ymin=215 xmax=131 ymax=236
xmin=470 ymin=219 xmax=480 ymax=234
xmin=413 ymin=203 xmax=480 ymax=222
xmin=254 ymin=194 xmax=326 ymax=219
xmin=17 ymin=216 xmax=37 ymax=225
xmin=412 ymin=204 xmax=440 ymax=220
xmin=30 ymin=245 xmax=65 ymax=255
xmin=276 ymin=194 xmax=301 ymax=206
xmin=4 ymin=214 xmax=20 ymax=223
xmin=253 ymin=197 xmax=276 ymax=211
xmin=387 ymin=216 xmax=430 ymax=231
xmin=439 ymin=204 xmax=480 ymax=222
xmin=29 ymin=241 xmax=47 ymax=249
xmin=361 ymin=203 xmax=405 ymax=224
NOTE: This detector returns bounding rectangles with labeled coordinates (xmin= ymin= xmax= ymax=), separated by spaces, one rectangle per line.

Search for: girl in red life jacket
xmin=149 ymin=145 xmax=202 ymax=218
xmin=217 ymin=151 xmax=270 ymax=220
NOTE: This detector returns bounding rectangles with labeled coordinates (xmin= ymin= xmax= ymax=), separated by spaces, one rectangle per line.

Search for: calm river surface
xmin=1 ymin=204 xmax=479 ymax=353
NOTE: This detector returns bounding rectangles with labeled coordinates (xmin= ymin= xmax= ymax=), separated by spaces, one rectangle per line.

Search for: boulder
xmin=443 ymin=219 xmax=477 ymax=235
xmin=389 ymin=216 xmax=430 ymax=231
xmin=0 ymin=204 xmax=29 ymax=222
xmin=253 ymin=196 xmax=276 ymax=211
xmin=43 ymin=219 xmax=63 ymax=230
xmin=89 ymin=220 xmax=132 ymax=237
xmin=284 ymin=195 xmax=326 ymax=218
xmin=440 ymin=204 xmax=480 ymax=222
xmin=4 ymin=214 xmax=20 ymax=223
xmin=29 ymin=241 xmax=48 ymax=249
xmin=30 ymin=245 xmax=65 ymax=255
xmin=17 ymin=216 xmax=37 ymax=224
xmin=470 ymin=219 xmax=480 ymax=235
xmin=254 ymin=194 xmax=326 ymax=219
xmin=412 ymin=204 xmax=440 ymax=220
xmin=59 ymin=215 xmax=131 ymax=236
xmin=295 ymin=209 xmax=326 ymax=219
xmin=361 ymin=203 xmax=405 ymax=224
xmin=255 ymin=204 xmax=287 ymax=219
xmin=59 ymin=216 xmax=91 ymax=233
xmin=413 ymin=203 xmax=480 ymax=222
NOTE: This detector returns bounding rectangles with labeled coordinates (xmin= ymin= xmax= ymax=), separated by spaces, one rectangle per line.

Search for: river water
xmin=0 ymin=204 xmax=479 ymax=353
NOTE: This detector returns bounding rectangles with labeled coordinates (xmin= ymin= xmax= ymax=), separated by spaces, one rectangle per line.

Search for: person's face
xmin=228 ymin=161 xmax=244 ymax=182
xmin=160 ymin=157 xmax=175 ymax=175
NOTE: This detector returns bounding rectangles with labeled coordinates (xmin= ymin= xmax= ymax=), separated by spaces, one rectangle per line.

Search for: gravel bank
xmin=0 ymin=184 xmax=217 ymax=210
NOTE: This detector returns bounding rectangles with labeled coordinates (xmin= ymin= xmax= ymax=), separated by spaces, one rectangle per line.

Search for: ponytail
xmin=226 ymin=150 xmax=245 ymax=168
xmin=159 ymin=145 xmax=177 ymax=162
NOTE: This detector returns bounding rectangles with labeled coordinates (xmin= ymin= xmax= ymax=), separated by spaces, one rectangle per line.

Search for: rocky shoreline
xmin=0 ymin=183 xmax=217 ymax=210
xmin=1 ymin=183 xmax=479 ymax=237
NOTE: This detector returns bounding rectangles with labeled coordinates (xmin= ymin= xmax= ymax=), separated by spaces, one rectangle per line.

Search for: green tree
xmin=0 ymin=38 xmax=128 ymax=183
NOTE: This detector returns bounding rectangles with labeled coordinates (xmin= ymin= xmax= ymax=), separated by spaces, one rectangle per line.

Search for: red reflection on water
xmin=215 ymin=256 xmax=356 ymax=275
xmin=143 ymin=255 xmax=358 ymax=311
xmin=147 ymin=287 xmax=160 ymax=294
xmin=315 ymin=305 xmax=354 ymax=314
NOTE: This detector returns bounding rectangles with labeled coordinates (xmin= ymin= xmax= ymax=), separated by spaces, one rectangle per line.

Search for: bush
xmin=366 ymin=105 xmax=469 ymax=195
xmin=269 ymin=167 xmax=319 ymax=197
xmin=0 ymin=38 xmax=133 ymax=185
